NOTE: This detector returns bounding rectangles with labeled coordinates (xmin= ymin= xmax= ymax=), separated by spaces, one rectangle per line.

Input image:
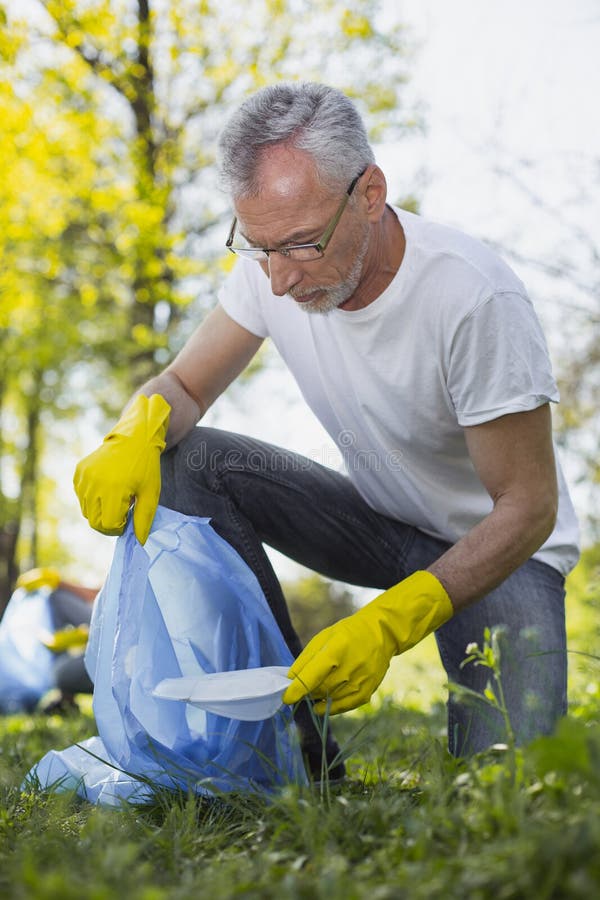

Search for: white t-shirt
xmin=218 ymin=208 xmax=580 ymax=576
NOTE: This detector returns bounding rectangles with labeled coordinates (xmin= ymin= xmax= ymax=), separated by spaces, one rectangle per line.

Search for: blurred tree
xmin=283 ymin=573 xmax=357 ymax=646
xmin=0 ymin=29 xmax=134 ymax=600
xmin=0 ymin=0 xmax=418 ymax=607
xmin=564 ymin=542 xmax=600 ymax=702
xmin=485 ymin=154 xmax=600 ymax=536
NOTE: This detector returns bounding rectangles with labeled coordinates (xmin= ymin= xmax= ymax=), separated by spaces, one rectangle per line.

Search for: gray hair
xmin=217 ymin=82 xmax=376 ymax=199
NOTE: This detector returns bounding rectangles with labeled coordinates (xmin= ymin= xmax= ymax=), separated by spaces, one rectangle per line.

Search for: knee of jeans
xmin=161 ymin=427 xmax=226 ymax=490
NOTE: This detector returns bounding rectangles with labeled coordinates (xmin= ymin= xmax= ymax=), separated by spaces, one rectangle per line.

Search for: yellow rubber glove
xmin=73 ymin=393 xmax=171 ymax=544
xmin=42 ymin=624 xmax=90 ymax=653
xmin=16 ymin=567 xmax=61 ymax=593
xmin=283 ymin=571 xmax=453 ymax=715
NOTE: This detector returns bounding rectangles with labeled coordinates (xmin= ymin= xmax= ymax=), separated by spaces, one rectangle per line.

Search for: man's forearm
xmin=135 ymin=371 xmax=202 ymax=448
xmin=428 ymin=495 xmax=557 ymax=612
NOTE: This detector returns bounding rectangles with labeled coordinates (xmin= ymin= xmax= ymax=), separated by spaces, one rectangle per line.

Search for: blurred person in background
xmin=0 ymin=567 xmax=95 ymax=714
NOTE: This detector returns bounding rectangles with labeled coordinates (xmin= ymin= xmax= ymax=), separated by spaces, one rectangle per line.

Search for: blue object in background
xmin=0 ymin=586 xmax=56 ymax=713
xmin=28 ymin=506 xmax=307 ymax=805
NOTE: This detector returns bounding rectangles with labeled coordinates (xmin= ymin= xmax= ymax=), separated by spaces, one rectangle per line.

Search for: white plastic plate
xmin=152 ymin=665 xmax=292 ymax=721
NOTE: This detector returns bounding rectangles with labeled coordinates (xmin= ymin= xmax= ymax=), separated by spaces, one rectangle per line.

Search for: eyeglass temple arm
xmin=226 ymin=217 xmax=238 ymax=249
xmin=316 ymin=169 xmax=365 ymax=251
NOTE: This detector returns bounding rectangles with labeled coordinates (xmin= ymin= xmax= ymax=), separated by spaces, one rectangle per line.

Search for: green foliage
xmin=1 ymin=570 xmax=600 ymax=898
xmin=0 ymin=0 xmax=417 ymax=580
xmin=564 ymin=544 xmax=600 ymax=705
xmin=283 ymin=573 xmax=357 ymax=645
xmin=3 ymin=688 xmax=600 ymax=898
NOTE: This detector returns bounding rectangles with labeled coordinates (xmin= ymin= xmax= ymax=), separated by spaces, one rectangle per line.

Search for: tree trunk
xmin=15 ymin=377 xmax=43 ymax=575
xmin=0 ymin=522 xmax=19 ymax=616
xmin=0 ymin=375 xmax=20 ymax=613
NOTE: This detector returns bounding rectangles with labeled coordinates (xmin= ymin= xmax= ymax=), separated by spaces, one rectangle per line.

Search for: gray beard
xmin=290 ymin=228 xmax=370 ymax=315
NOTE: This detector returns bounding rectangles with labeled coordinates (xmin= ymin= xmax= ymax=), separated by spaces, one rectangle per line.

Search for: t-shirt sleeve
xmin=447 ymin=291 xmax=559 ymax=426
xmin=217 ymin=258 xmax=270 ymax=339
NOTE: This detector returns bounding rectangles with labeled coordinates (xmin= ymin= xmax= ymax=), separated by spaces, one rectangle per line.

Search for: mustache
xmin=289 ymin=287 xmax=326 ymax=299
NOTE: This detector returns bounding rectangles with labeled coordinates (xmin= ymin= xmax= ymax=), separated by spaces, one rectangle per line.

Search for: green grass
xmin=2 ymin=685 xmax=600 ymax=898
xmin=1 ymin=555 xmax=599 ymax=898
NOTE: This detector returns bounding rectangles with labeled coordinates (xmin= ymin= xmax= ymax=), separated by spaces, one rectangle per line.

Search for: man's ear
xmin=362 ymin=165 xmax=388 ymax=223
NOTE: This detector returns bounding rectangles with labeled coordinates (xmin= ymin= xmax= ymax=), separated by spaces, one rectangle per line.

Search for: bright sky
xmin=392 ymin=0 xmax=600 ymax=236
xmin=401 ymin=0 xmax=600 ymax=158
xmin=55 ymin=0 xmax=600 ymax=583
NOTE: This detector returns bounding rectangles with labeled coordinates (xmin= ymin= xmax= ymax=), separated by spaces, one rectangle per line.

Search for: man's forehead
xmin=233 ymin=147 xmax=335 ymax=243
xmin=241 ymin=145 xmax=330 ymax=203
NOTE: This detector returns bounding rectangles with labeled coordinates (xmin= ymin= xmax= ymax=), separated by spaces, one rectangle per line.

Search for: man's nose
xmin=266 ymin=253 xmax=302 ymax=297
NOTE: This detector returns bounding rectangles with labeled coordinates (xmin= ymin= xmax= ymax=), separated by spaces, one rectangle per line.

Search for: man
xmin=74 ymin=82 xmax=579 ymax=766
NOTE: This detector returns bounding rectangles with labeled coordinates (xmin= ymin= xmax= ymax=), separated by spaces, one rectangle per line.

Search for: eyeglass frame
xmin=225 ymin=169 xmax=366 ymax=261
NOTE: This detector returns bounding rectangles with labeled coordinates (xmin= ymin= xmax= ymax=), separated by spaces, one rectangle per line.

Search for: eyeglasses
xmin=225 ymin=171 xmax=364 ymax=262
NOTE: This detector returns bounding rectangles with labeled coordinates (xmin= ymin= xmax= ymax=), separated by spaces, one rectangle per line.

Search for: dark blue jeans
xmin=160 ymin=427 xmax=567 ymax=757
xmin=48 ymin=589 xmax=94 ymax=695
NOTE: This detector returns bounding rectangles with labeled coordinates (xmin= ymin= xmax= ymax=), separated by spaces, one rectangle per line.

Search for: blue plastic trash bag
xmin=0 ymin=586 xmax=56 ymax=713
xmin=27 ymin=506 xmax=307 ymax=805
